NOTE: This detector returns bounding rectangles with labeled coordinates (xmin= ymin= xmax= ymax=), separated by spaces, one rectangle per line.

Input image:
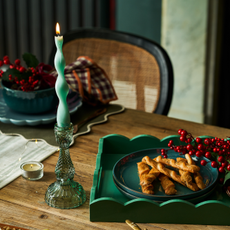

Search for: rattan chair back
xmin=49 ymin=29 xmax=173 ymax=115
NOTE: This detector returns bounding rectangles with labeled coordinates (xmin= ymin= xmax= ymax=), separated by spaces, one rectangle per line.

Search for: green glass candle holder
xmin=45 ymin=123 xmax=86 ymax=209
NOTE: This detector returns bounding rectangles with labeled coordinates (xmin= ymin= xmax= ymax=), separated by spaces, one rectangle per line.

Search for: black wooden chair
xmin=49 ymin=28 xmax=173 ymax=115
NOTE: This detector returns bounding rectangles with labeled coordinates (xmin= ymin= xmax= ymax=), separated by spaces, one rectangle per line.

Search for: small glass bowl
xmin=20 ymin=161 xmax=44 ymax=180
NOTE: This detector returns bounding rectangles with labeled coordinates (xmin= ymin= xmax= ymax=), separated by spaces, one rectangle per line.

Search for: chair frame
xmin=49 ymin=28 xmax=173 ymax=115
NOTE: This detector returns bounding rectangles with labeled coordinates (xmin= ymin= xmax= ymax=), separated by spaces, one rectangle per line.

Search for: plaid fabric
xmin=50 ymin=56 xmax=117 ymax=105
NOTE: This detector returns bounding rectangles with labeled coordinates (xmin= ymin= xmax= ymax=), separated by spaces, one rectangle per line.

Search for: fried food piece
xmin=137 ymin=162 xmax=160 ymax=194
xmin=154 ymin=155 xmax=200 ymax=173
xmin=177 ymin=158 xmax=199 ymax=191
xmin=158 ymin=173 xmax=177 ymax=195
xmin=142 ymin=156 xmax=184 ymax=186
xmin=185 ymin=154 xmax=206 ymax=190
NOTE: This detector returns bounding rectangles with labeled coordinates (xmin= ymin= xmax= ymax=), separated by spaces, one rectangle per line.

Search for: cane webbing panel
xmin=63 ymin=38 xmax=160 ymax=113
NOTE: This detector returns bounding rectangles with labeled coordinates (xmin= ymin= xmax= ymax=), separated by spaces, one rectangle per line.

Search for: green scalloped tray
xmin=90 ymin=134 xmax=230 ymax=225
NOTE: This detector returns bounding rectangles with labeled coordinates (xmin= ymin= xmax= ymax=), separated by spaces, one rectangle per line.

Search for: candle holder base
xmin=45 ymin=179 xmax=86 ymax=209
xmin=45 ymin=123 xmax=86 ymax=209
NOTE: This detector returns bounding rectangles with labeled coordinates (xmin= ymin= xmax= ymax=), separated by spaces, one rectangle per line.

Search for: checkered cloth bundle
xmin=50 ymin=56 xmax=117 ymax=105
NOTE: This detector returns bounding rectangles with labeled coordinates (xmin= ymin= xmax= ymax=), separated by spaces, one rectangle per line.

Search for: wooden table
xmin=1 ymin=108 xmax=230 ymax=230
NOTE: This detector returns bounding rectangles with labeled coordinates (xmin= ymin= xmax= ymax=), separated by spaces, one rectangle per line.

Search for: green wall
xmin=116 ymin=0 xmax=162 ymax=43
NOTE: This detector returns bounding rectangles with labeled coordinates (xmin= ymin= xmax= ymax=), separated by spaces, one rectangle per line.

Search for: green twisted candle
xmin=54 ymin=23 xmax=70 ymax=127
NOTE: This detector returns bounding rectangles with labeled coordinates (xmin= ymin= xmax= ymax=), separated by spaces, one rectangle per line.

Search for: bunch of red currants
xmin=163 ymin=129 xmax=230 ymax=174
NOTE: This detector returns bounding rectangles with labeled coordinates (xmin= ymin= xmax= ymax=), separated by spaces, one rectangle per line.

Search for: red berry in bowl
xmin=227 ymin=165 xmax=230 ymax=171
xmin=19 ymin=66 xmax=26 ymax=72
xmin=180 ymin=136 xmax=186 ymax=142
xmin=218 ymin=156 xmax=224 ymax=163
xmin=201 ymin=160 xmax=207 ymax=166
xmin=178 ymin=129 xmax=183 ymax=135
xmin=219 ymin=167 xmax=225 ymax=173
xmin=205 ymin=151 xmax=211 ymax=159
xmin=186 ymin=144 xmax=193 ymax=151
xmin=14 ymin=59 xmax=20 ymax=65
xmin=181 ymin=130 xmax=187 ymax=136
xmin=196 ymin=137 xmax=202 ymax=143
xmin=222 ymin=161 xmax=228 ymax=168
xmin=3 ymin=59 xmax=10 ymax=65
xmin=196 ymin=151 xmax=202 ymax=157
xmin=211 ymin=161 xmax=218 ymax=168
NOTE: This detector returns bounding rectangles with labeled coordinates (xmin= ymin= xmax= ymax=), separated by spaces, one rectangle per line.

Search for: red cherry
xmin=196 ymin=137 xmax=202 ymax=143
xmin=218 ymin=156 xmax=225 ymax=163
xmin=211 ymin=161 xmax=218 ymax=168
xmin=201 ymin=160 xmax=207 ymax=166
xmin=219 ymin=167 xmax=225 ymax=173
xmin=227 ymin=165 xmax=230 ymax=171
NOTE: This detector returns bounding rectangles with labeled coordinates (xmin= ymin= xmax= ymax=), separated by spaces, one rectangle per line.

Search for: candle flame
xmin=30 ymin=164 xmax=33 ymax=168
xmin=56 ymin=23 xmax=60 ymax=35
xmin=35 ymin=139 xmax=38 ymax=144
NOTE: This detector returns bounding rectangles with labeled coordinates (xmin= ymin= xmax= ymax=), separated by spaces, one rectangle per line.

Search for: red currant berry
xmin=19 ymin=66 xmax=26 ymax=72
xmin=219 ymin=167 xmax=225 ymax=173
xmin=201 ymin=160 xmax=207 ymax=166
xmin=181 ymin=130 xmax=187 ymax=136
xmin=187 ymin=137 xmax=192 ymax=143
xmin=178 ymin=129 xmax=183 ymax=135
xmin=211 ymin=161 xmax=218 ymax=168
xmin=3 ymin=59 xmax=10 ymax=65
xmin=198 ymin=144 xmax=204 ymax=150
xmin=196 ymin=137 xmax=202 ymax=143
xmin=222 ymin=161 xmax=228 ymax=168
xmin=0 ymin=60 xmax=3 ymax=66
xmin=14 ymin=59 xmax=20 ymax=65
xmin=186 ymin=144 xmax=193 ymax=151
xmin=205 ymin=151 xmax=211 ymax=159
xmin=161 ymin=152 xmax=166 ymax=156
xmin=204 ymin=138 xmax=210 ymax=145
xmin=180 ymin=136 xmax=186 ymax=142
xmin=163 ymin=154 xmax=168 ymax=158
xmin=227 ymin=165 xmax=230 ymax=171
xmin=188 ymin=150 xmax=194 ymax=155
xmin=196 ymin=151 xmax=202 ymax=157
xmin=218 ymin=156 xmax=225 ymax=163
xmin=181 ymin=149 xmax=186 ymax=155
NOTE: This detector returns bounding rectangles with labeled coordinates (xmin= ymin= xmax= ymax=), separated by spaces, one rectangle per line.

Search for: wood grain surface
xmin=1 ymin=109 xmax=230 ymax=230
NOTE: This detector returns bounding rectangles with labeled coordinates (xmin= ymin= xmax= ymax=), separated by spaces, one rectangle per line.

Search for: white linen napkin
xmin=0 ymin=131 xmax=58 ymax=188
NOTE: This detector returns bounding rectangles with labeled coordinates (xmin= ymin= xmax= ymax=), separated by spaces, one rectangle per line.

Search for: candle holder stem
xmin=45 ymin=123 xmax=86 ymax=209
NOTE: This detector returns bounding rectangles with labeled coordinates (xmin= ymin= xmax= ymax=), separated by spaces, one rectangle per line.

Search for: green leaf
xmin=224 ymin=171 xmax=230 ymax=184
xmin=2 ymin=69 xmax=21 ymax=81
xmin=22 ymin=53 xmax=39 ymax=68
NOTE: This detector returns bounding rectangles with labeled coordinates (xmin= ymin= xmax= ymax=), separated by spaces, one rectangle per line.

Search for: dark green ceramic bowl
xmin=1 ymin=81 xmax=58 ymax=114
